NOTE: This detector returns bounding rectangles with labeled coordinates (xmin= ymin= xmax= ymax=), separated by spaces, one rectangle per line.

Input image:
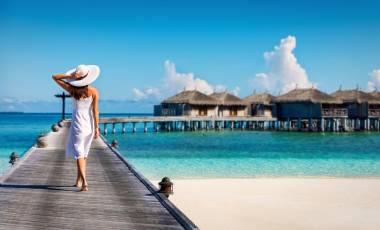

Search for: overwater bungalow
xmin=274 ymin=88 xmax=347 ymax=131
xmin=369 ymin=91 xmax=380 ymax=98
xmin=330 ymin=89 xmax=380 ymax=130
xmin=243 ymin=92 xmax=276 ymax=117
xmin=154 ymin=90 xmax=218 ymax=117
xmin=209 ymin=92 xmax=247 ymax=117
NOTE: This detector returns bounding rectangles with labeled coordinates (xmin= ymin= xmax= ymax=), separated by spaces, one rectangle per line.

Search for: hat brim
xmin=65 ymin=65 xmax=100 ymax=87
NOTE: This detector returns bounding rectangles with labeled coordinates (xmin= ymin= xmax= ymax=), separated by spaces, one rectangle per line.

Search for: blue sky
xmin=1 ymin=0 xmax=380 ymax=112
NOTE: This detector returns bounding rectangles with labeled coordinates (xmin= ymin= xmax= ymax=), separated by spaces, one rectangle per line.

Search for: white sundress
xmin=65 ymin=96 xmax=95 ymax=159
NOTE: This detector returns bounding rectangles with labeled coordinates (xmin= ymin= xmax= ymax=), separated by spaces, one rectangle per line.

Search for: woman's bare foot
xmin=74 ymin=182 xmax=82 ymax=188
xmin=81 ymin=184 xmax=88 ymax=192
xmin=74 ymin=178 xmax=83 ymax=187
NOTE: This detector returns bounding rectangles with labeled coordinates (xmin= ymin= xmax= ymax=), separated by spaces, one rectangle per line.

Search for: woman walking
xmin=52 ymin=64 xmax=100 ymax=192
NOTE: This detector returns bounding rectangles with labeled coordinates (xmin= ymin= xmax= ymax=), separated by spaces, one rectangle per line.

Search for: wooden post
xmin=132 ymin=123 xmax=136 ymax=133
xmin=343 ymin=118 xmax=347 ymax=132
xmin=297 ymin=118 xmax=301 ymax=131
xmin=55 ymin=92 xmax=71 ymax=121
xmin=367 ymin=118 xmax=371 ymax=131
xmin=321 ymin=118 xmax=325 ymax=132
xmin=112 ymin=123 xmax=116 ymax=134
xmin=122 ymin=123 xmax=126 ymax=134
xmin=144 ymin=122 xmax=148 ymax=133
xmin=103 ymin=123 xmax=108 ymax=135
xmin=308 ymin=118 xmax=313 ymax=131
xmin=154 ymin=123 xmax=159 ymax=132
xmin=287 ymin=118 xmax=290 ymax=131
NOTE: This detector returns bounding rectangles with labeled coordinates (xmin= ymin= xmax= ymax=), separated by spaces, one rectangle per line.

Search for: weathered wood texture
xmin=0 ymin=127 xmax=197 ymax=230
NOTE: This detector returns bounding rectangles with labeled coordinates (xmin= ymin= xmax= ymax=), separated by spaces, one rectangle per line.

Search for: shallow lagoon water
xmin=105 ymin=130 xmax=380 ymax=180
xmin=1 ymin=113 xmax=380 ymax=179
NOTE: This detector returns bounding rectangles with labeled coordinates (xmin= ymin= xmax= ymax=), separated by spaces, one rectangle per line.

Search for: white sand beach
xmin=153 ymin=178 xmax=380 ymax=230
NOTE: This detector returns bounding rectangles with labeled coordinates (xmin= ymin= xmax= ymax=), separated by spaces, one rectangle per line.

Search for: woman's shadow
xmin=0 ymin=183 xmax=80 ymax=192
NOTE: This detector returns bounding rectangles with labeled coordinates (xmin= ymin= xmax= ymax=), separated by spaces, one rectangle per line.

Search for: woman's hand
xmin=67 ymin=72 xmax=81 ymax=80
xmin=52 ymin=74 xmax=73 ymax=93
xmin=94 ymin=127 xmax=100 ymax=139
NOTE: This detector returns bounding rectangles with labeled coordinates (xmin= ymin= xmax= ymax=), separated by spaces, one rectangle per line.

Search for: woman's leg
xmin=77 ymin=157 xmax=88 ymax=191
xmin=75 ymin=161 xmax=82 ymax=187
xmin=84 ymin=157 xmax=87 ymax=184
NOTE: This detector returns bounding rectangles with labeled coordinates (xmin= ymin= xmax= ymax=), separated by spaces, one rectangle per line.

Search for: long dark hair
xmin=70 ymin=85 xmax=89 ymax=100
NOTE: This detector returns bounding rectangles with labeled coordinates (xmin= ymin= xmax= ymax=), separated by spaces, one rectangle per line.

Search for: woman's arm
xmin=52 ymin=74 xmax=74 ymax=93
xmin=92 ymin=88 xmax=100 ymax=139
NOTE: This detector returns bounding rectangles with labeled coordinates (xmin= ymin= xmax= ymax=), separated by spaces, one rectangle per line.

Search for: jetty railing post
xmin=112 ymin=123 xmax=116 ymax=134
xmin=122 ymin=123 xmax=126 ymax=134
xmin=144 ymin=122 xmax=148 ymax=133
xmin=321 ymin=118 xmax=325 ymax=132
xmin=343 ymin=118 xmax=347 ymax=132
xmin=55 ymin=91 xmax=71 ymax=121
xmin=287 ymin=118 xmax=290 ymax=131
xmin=103 ymin=123 xmax=108 ymax=135
xmin=297 ymin=118 xmax=301 ymax=131
xmin=367 ymin=118 xmax=370 ymax=131
xmin=132 ymin=122 xmax=136 ymax=133
xmin=155 ymin=122 xmax=159 ymax=132
xmin=308 ymin=118 xmax=312 ymax=131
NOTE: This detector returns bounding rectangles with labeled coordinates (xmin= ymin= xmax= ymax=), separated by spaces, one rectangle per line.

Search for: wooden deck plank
xmin=0 ymin=126 xmax=198 ymax=230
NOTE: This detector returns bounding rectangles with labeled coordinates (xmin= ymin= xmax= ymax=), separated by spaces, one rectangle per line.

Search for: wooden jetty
xmin=99 ymin=116 xmax=278 ymax=134
xmin=0 ymin=123 xmax=198 ymax=230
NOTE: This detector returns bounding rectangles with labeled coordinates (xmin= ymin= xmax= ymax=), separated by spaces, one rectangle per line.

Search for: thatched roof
xmin=162 ymin=90 xmax=218 ymax=105
xmin=275 ymin=88 xmax=341 ymax=104
xmin=243 ymin=93 xmax=276 ymax=105
xmin=331 ymin=89 xmax=380 ymax=104
xmin=210 ymin=92 xmax=246 ymax=106
xmin=369 ymin=91 xmax=380 ymax=100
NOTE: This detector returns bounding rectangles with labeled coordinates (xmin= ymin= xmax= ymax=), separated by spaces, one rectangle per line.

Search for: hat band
xmin=76 ymin=70 xmax=89 ymax=81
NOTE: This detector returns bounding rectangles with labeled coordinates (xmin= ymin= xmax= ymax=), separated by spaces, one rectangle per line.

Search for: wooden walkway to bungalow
xmin=0 ymin=125 xmax=198 ymax=229
xmin=99 ymin=116 xmax=278 ymax=133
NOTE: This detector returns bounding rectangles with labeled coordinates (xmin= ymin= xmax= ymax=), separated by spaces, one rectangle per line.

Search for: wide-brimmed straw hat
xmin=65 ymin=64 xmax=100 ymax=87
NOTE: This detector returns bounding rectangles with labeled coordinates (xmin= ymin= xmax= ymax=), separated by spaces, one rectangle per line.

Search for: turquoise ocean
xmin=1 ymin=113 xmax=380 ymax=179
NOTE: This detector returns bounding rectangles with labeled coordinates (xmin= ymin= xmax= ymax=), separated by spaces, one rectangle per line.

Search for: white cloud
xmin=0 ymin=97 xmax=16 ymax=103
xmin=250 ymin=35 xmax=313 ymax=93
xmin=214 ymin=84 xmax=227 ymax=92
xmin=132 ymin=87 xmax=161 ymax=101
xmin=133 ymin=60 xmax=240 ymax=101
xmin=231 ymin=86 xmax=241 ymax=96
xmin=163 ymin=60 xmax=214 ymax=95
xmin=368 ymin=69 xmax=380 ymax=92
